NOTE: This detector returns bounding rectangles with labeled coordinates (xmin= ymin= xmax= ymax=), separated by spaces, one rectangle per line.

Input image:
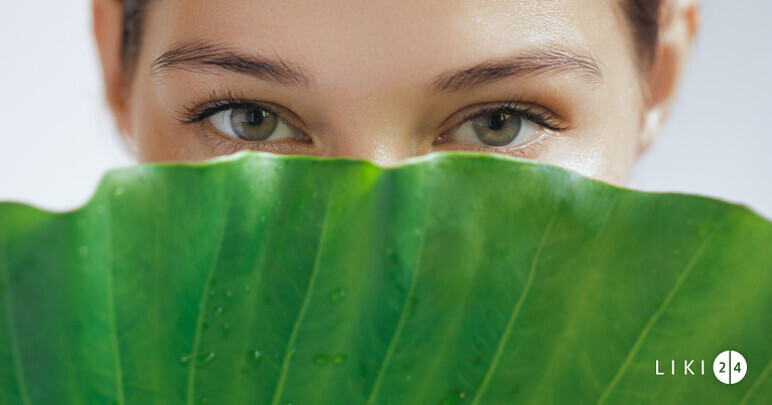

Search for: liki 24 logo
xmin=655 ymin=350 xmax=747 ymax=385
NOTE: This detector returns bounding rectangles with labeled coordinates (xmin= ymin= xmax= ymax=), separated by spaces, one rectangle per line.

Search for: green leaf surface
xmin=0 ymin=152 xmax=770 ymax=404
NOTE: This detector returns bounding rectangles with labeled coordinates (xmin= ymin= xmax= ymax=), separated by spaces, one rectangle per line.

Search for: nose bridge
xmin=315 ymin=65 xmax=434 ymax=165
xmin=322 ymin=126 xmax=420 ymax=167
xmin=319 ymin=99 xmax=431 ymax=166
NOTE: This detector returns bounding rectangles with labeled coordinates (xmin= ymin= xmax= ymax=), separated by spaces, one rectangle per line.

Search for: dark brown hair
xmin=626 ymin=0 xmax=665 ymax=70
xmin=119 ymin=0 xmax=663 ymax=74
xmin=120 ymin=0 xmax=151 ymax=76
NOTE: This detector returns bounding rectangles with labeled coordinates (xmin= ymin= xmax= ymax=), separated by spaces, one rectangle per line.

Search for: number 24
xmin=719 ymin=362 xmax=742 ymax=373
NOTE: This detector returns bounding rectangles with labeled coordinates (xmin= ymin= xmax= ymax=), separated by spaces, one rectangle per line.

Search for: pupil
xmin=487 ymin=114 xmax=506 ymax=131
xmin=245 ymin=110 xmax=265 ymax=126
xmin=472 ymin=112 xmax=521 ymax=147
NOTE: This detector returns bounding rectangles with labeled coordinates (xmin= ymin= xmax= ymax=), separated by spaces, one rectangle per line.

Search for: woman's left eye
xmin=209 ymin=107 xmax=295 ymax=142
xmin=448 ymin=110 xmax=542 ymax=148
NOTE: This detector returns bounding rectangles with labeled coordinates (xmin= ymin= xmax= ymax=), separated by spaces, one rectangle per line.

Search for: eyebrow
xmin=428 ymin=47 xmax=604 ymax=94
xmin=151 ymin=41 xmax=603 ymax=94
xmin=151 ymin=40 xmax=314 ymax=89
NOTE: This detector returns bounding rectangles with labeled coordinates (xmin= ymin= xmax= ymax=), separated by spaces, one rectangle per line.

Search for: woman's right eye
xmin=209 ymin=107 xmax=296 ymax=142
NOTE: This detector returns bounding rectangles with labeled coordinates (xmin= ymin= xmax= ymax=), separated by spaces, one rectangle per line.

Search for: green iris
xmin=472 ymin=113 xmax=521 ymax=146
xmin=230 ymin=108 xmax=279 ymax=141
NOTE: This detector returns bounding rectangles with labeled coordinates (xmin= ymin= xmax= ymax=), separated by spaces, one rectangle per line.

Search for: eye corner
xmin=174 ymin=105 xmax=209 ymax=126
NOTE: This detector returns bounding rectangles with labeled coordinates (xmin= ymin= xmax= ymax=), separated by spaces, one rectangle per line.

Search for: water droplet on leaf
xmin=313 ymin=354 xmax=330 ymax=366
xmin=213 ymin=306 xmax=224 ymax=317
xmin=437 ymin=389 xmax=467 ymax=405
xmin=196 ymin=351 xmax=216 ymax=367
xmin=251 ymin=350 xmax=263 ymax=365
xmin=333 ymin=354 xmax=347 ymax=365
xmin=329 ymin=288 xmax=345 ymax=302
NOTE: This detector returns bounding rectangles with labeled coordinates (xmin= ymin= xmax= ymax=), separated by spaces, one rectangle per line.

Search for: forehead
xmin=144 ymin=0 xmax=628 ymax=74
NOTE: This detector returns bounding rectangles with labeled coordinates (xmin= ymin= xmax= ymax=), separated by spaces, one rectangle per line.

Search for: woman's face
xmin=108 ymin=0 xmax=652 ymax=185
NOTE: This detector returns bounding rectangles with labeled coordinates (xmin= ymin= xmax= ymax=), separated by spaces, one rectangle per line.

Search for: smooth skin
xmin=94 ymin=0 xmax=698 ymax=185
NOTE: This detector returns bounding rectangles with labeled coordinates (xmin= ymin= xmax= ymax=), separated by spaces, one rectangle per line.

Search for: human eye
xmin=176 ymin=91 xmax=311 ymax=150
xmin=436 ymin=102 xmax=568 ymax=152
xmin=208 ymin=106 xmax=293 ymax=141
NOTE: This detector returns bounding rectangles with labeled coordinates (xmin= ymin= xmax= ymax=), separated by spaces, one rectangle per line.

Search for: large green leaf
xmin=0 ymin=152 xmax=770 ymax=404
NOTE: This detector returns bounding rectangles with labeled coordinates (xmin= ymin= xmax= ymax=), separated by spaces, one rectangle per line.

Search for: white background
xmin=0 ymin=0 xmax=770 ymax=218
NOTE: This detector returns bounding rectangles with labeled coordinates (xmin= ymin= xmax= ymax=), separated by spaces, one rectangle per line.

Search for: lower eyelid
xmin=196 ymin=130 xmax=245 ymax=155
xmin=195 ymin=125 xmax=315 ymax=155
xmin=506 ymin=129 xmax=553 ymax=153
xmin=435 ymin=129 xmax=555 ymax=158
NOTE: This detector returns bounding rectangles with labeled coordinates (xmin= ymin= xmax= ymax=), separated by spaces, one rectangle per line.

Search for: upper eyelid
xmin=447 ymin=103 xmax=568 ymax=133
xmin=178 ymin=99 xmax=304 ymax=133
xmin=179 ymin=99 xmax=272 ymax=121
xmin=179 ymin=94 xmax=567 ymax=134
xmin=176 ymin=87 xmax=310 ymax=127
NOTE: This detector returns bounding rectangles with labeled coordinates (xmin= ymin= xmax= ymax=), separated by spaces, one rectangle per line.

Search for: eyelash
xmin=448 ymin=99 xmax=569 ymax=134
xmin=177 ymin=90 xmax=304 ymax=136
xmin=176 ymin=90 xmax=569 ymax=148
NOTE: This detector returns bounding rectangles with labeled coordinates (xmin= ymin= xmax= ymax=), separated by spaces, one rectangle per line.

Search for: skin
xmin=94 ymin=0 xmax=699 ymax=185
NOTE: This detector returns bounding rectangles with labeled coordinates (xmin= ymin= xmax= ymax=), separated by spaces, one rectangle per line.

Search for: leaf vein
xmin=269 ymin=192 xmax=336 ymax=405
xmin=739 ymin=352 xmax=772 ymax=405
xmin=185 ymin=200 xmax=231 ymax=405
xmin=471 ymin=206 xmax=559 ymax=404
xmin=0 ymin=236 xmax=32 ymax=405
xmin=365 ymin=197 xmax=431 ymax=405
xmin=595 ymin=236 xmax=712 ymax=404
xmin=105 ymin=211 xmax=125 ymax=404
